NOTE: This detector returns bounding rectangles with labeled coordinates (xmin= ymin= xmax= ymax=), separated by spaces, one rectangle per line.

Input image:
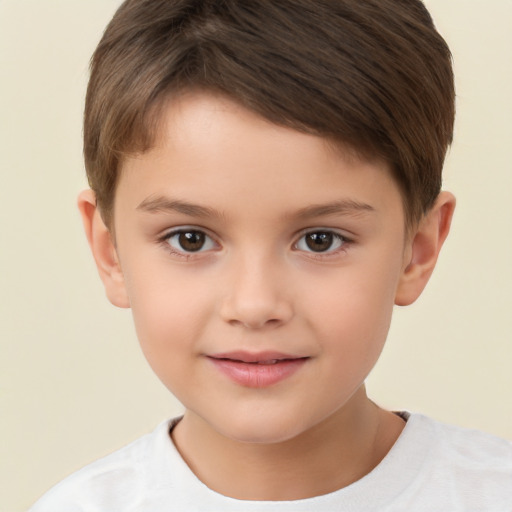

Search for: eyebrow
xmin=136 ymin=195 xmax=375 ymax=220
xmin=294 ymin=199 xmax=376 ymax=219
xmin=137 ymin=196 xmax=221 ymax=218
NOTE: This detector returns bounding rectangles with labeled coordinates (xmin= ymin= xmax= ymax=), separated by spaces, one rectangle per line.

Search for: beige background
xmin=1 ymin=1 xmax=511 ymax=510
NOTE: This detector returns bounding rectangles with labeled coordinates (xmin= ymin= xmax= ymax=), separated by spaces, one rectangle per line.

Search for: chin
xmin=210 ymin=409 xmax=317 ymax=446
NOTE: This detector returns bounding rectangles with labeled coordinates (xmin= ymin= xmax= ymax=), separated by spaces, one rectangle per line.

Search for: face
xmin=111 ymin=92 xmax=410 ymax=444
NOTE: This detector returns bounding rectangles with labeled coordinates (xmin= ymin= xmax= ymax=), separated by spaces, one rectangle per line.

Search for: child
xmin=30 ymin=0 xmax=512 ymax=510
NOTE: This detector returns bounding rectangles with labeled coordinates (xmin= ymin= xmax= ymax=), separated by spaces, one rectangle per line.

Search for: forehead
xmin=116 ymin=92 xmax=405 ymax=225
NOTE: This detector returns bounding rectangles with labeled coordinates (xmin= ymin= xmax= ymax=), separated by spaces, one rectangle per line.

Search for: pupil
xmin=179 ymin=231 xmax=205 ymax=252
xmin=306 ymin=232 xmax=333 ymax=252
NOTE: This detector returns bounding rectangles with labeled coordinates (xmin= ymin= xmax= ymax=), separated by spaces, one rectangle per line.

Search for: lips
xmin=207 ymin=351 xmax=309 ymax=388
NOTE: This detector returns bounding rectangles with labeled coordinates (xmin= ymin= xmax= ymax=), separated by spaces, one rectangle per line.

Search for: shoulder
xmin=411 ymin=413 xmax=512 ymax=467
xmin=28 ymin=418 xmax=179 ymax=512
xmin=401 ymin=413 xmax=512 ymax=507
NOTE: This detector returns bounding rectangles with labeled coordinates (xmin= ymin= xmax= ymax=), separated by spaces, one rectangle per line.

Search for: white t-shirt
xmin=29 ymin=413 xmax=512 ymax=511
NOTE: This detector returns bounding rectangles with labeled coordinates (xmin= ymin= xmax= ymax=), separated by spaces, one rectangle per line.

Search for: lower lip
xmin=208 ymin=357 xmax=308 ymax=388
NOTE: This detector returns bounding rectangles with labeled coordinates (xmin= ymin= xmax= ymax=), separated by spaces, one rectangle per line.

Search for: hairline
xmin=99 ymin=87 xmax=422 ymax=241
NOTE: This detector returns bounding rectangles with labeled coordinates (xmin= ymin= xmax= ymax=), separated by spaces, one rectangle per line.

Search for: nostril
xmin=227 ymin=316 xmax=283 ymax=329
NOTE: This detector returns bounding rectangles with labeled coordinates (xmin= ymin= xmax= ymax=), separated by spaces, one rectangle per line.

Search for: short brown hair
xmin=84 ymin=0 xmax=455 ymax=227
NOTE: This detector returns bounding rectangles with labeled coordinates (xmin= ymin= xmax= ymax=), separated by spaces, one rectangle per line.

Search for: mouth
xmin=208 ymin=351 xmax=309 ymax=365
xmin=207 ymin=351 xmax=309 ymax=388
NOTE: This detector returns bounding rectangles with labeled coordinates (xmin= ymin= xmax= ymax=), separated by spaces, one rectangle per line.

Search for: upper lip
xmin=207 ymin=351 xmax=307 ymax=364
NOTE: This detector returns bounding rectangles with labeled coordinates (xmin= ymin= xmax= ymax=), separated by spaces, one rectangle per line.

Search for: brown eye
xmin=296 ymin=231 xmax=345 ymax=253
xmin=166 ymin=229 xmax=215 ymax=253
xmin=305 ymin=232 xmax=334 ymax=252
xmin=178 ymin=231 xmax=205 ymax=251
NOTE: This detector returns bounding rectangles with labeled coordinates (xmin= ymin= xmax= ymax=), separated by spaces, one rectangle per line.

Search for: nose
xmin=219 ymin=254 xmax=294 ymax=330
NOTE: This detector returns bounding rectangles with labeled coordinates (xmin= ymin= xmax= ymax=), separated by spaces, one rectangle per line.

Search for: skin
xmin=79 ymin=91 xmax=455 ymax=500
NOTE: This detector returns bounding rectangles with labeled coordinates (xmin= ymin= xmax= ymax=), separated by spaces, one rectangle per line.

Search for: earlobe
xmin=395 ymin=191 xmax=456 ymax=306
xmin=77 ymin=189 xmax=130 ymax=308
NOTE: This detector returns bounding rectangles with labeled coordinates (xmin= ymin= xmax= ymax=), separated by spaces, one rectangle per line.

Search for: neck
xmin=171 ymin=387 xmax=405 ymax=501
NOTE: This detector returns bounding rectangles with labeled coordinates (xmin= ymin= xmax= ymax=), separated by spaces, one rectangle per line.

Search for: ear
xmin=395 ymin=191 xmax=456 ymax=306
xmin=77 ymin=189 xmax=130 ymax=308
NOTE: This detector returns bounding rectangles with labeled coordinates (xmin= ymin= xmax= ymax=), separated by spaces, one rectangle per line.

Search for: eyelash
xmin=159 ymin=227 xmax=218 ymax=260
xmin=294 ymin=230 xmax=351 ymax=258
xmin=158 ymin=227 xmax=352 ymax=259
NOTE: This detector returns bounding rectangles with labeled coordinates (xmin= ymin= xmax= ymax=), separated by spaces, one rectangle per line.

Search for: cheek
xmin=303 ymin=255 xmax=402 ymax=364
xmin=309 ymin=290 xmax=394 ymax=406
xmin=317 ymin=293 xmax=393 ymax=364
xmin=123 ymin=266 xmax=212 ymax=378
